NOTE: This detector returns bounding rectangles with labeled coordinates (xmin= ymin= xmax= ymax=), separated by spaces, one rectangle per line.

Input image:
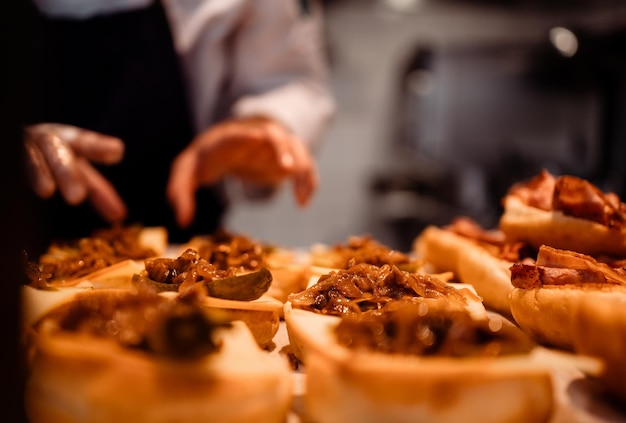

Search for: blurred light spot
xmin=488 ymin=317 xmax=503 ymax=333
xmin=384 ymin=0 xmax=422 ymax=13
xmin=549 ymin=27 xmax=578 ymax=58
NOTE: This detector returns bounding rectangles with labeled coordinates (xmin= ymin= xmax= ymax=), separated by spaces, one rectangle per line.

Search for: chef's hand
xmin=24 ymin=123 xmax=128 ymax=223
xmin=167 ymin=116 xmax=318 ymax=228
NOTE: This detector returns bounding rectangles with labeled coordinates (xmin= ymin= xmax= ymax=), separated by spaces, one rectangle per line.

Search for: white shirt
xmin=31 ymin=0 xmax=336 ymax=147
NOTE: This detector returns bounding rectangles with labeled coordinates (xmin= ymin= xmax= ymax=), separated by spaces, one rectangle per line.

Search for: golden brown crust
xmin=263 ymin=249 xmax=312 ymax=304
xmin=24 ymin=290 xmax=292 ymax=423
xmin=414 ymin=225 xmax=514 ymax=316
xmin=284 ymin=303 xmax=554 ymax=423
xmin=509 ymin=283 xmax=626 ymax=351
xmin=571 ymin=290 xmax=626 ymax=402
xmin=500 ymin=196 xmax=626 ymax=257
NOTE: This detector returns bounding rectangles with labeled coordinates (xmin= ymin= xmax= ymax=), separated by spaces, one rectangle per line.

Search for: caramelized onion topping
xmin=289 ymin=263 xmax=467 ymax=316
xmin=32 ymin=225 xmax=158 ymax=283
xmin=187 ymin=229 xmax=267 ymax=272
xmin=314 ymin=235 xmax=421 ymax=271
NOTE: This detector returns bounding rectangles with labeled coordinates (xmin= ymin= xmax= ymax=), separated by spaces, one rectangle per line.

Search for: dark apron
xmin=24 ymin=0 xmax=227 ymax=254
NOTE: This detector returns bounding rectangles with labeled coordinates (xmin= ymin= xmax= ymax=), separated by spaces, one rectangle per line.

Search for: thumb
xmin=167 ymin=151 xmax=198 ymax=228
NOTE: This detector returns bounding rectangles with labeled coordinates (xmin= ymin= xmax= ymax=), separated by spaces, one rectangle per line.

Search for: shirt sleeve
xmin=227 ymin=0 xmax=336 ymax=148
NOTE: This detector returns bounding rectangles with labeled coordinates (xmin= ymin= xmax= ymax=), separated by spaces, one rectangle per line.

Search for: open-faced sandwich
xmin=130 ymin=247 xmax=282 ymax=348
xmin=23 ymin=287 xmax=293 ymax=423
xmin=413 ymin=216 xmax=536 ymax=317
xmin=507 ymin=243 xmax=626 ymax=403
xmin=24 ymin=245 xmax=283 ymax=348
xmin=500 ymin=169 xmax=626 ymax=257
xmin=26 ymin=224 xmax=168 ymax=289
xmin=284 ymin=262 xmax=485 ymax=364
xmin=509 ymin=244 xmax=626 ymax=350
xmin=284 ymin=263 xmax=558 ymax=423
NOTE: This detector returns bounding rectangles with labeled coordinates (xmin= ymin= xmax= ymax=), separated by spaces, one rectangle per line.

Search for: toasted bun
xmin=284 ymin=302 xmax=554 ymax=423
xmin=263 ymin=248 xmax=312 ymax=304
xmin=24 ymin=289 xmax=292 ymax=423
xmin=414 ymin=225 xmax=514 ymax=316
xmin=500 ymin=196 xmax=626 ymax=257
xmin=509 ymin=283 xmax=626 ymax=351
xmin=571 ymin=289 xmax=626 ymax=401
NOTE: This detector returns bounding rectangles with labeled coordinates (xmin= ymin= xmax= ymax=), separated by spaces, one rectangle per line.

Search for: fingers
xmin=76 ymin=159 xmax=127 ymax=223
xmin=24 ymin=138 xmax=56 ymax=198
xmin=24 ymin=123 xmax=127 ymax=222
xmin=167 ymin=150 xmax=199 ymax=228
xmin=262 ymin=121 xmax=318 ymax=206
xmin=66 ymin=128 xmax=124 ymax=164
xmin=263 ymin=122 xmax=295 ymax=171
xmin=288 ymin=136 xmax=318 ymax=207
xmin=33 ymin=131 xmax=87 ymax=205
xmin=36 ymin=124 xmax=125 ymax=164
xmin=187 ymin=117 xmax=318 ymax=206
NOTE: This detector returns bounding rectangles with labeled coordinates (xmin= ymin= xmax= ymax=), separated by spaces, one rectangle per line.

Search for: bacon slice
xmin=554 ymin=175 xmax=625 ymax=228
xmin=507 ymin=169 xmax=626 ymax=229
xmin=511 ymin=245 xmax=626 ymax=288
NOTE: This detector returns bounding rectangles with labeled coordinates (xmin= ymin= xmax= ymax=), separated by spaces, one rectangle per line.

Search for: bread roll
xmin=499 ymin=169 xmax=626 ymax=257
xmin=501 ymin=196 xmax=626 ymax=257
xmin=24 ymin=289 xmax=292 ymax=423
xmin=571 ymin=290 xmax=626 ymax=402
xmin=509 ymin=284 xmax=626 ymax=351
xmin=285 ymin=302 xmax=554 ymax=423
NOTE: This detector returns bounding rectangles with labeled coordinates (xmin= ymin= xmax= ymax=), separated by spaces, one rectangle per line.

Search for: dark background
xmin=1 ymin=1 xmax=34 ymax=421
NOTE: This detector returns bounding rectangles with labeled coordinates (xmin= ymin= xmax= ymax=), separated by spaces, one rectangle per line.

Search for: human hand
xmin=24 ymin=123 xmax=127 ymax=223
xmin=167 ymin=116 xmax=318 ymax=228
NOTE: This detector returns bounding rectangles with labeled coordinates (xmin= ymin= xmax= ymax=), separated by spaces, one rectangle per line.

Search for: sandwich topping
xmin=507 ymin=169 xmax=626 ymax=229
xmin=288 ymin=263 xmax=471 ymax=316
xmin=510 ymin=245 xmax=626 ymax=289
xmin=34 ymin=290 xmax=230 ymax=359
xmin=311 ymin=235 xmax=422 ymax=271
xmin=133 ymin=248 xmax=273 ymax=301
xmin=185 ymin=229 xmax=269 ymax=272
xmin=30 ymin=225 xmax=158 ymax=284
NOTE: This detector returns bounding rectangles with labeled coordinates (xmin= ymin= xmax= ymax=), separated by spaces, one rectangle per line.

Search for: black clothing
xmin=24 ymin=1 xmax=227 ymax=255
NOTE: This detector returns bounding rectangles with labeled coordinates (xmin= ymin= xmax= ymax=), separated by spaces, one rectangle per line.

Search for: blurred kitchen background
xmin=226 ymin=0 xmax=626 ymax=252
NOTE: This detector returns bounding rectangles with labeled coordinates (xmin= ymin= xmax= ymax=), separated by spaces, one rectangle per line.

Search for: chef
xmin=22 ymin=0 xmax=335 ymax=252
